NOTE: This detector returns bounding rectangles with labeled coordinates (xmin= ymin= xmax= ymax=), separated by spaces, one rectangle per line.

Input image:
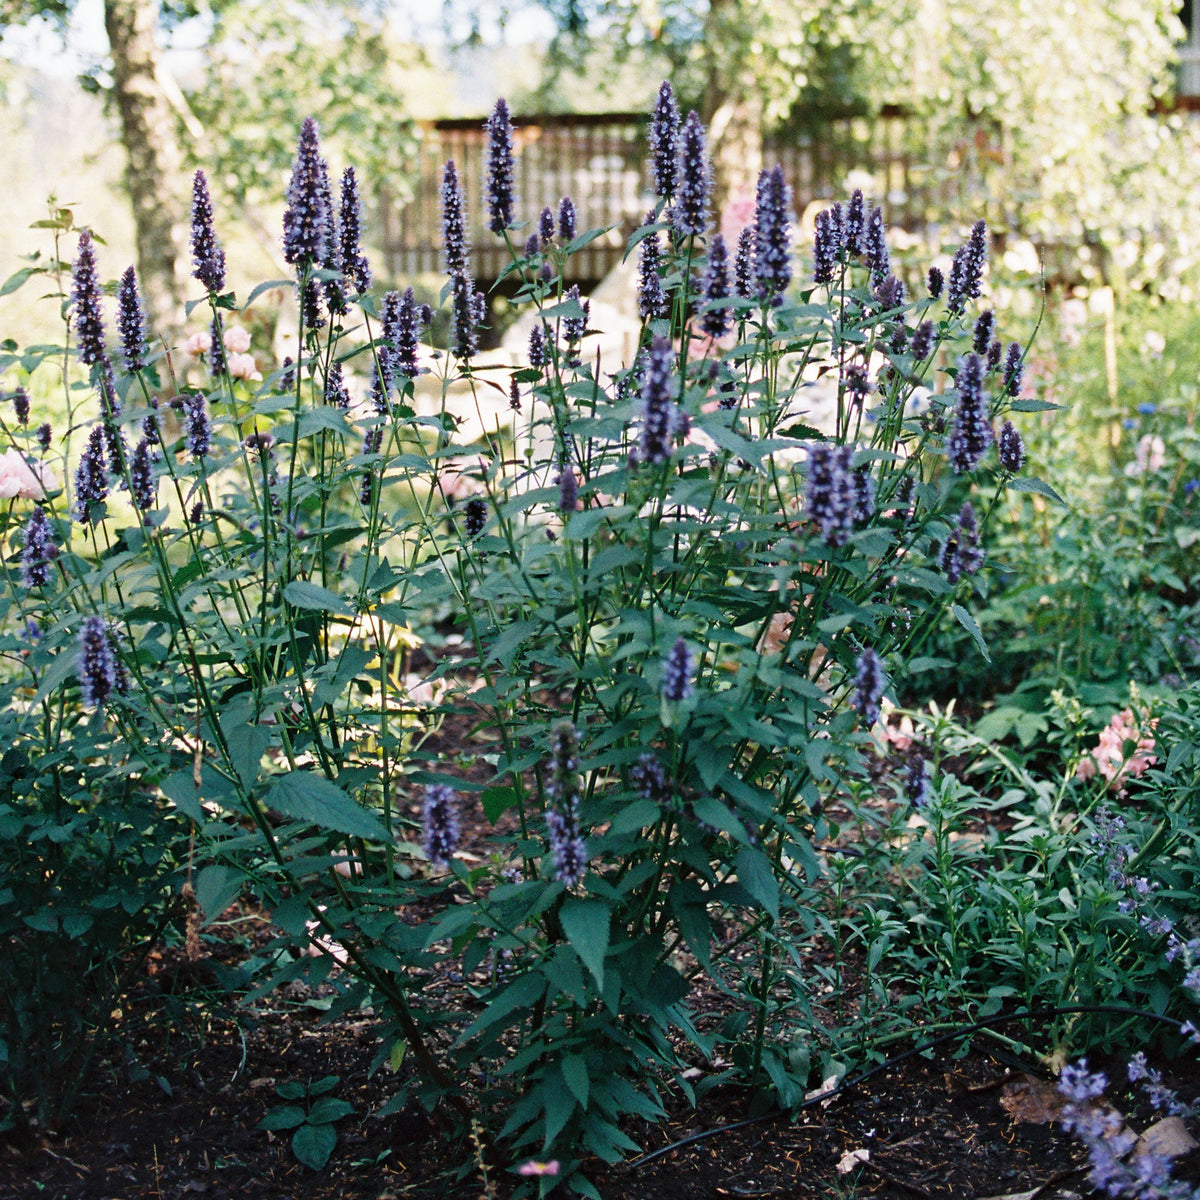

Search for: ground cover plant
xmin=1 ymin=82 xmax=1198 ymax=1198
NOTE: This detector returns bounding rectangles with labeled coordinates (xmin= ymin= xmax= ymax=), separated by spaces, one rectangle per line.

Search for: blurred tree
xmin=1 ymin=0 xmax=189 ymax=326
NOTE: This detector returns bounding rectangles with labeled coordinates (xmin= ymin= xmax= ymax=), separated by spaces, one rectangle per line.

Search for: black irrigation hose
xmin=623 ymin=1003 xmax=1195 ymax=1171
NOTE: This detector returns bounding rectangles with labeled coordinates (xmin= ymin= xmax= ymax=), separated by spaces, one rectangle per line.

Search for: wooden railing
xmin=378 ymin=106 xmax=1000 ymax=290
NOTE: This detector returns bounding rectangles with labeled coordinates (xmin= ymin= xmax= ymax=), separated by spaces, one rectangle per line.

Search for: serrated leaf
xmin=257 ymin=1104 xmax=307 ymax=1131
xmin=481 ymin=786 xmax=518 ymax=824
xmin=1008 ymin=398 xmax=1063 ymax=412
xmin=292 ymin=1121 xmax=337 ymax=1170
xmin=195 ymin=864 xmax=243 ymax=925
xmin=245 ymin=279 xmax=295 ymax=308
xmin=1006 ymin=476 xmax=1065 ymax=505
xmin=734 ymin=845 xmax=779 ymax=920
xmin=559 ymin=898 xmax=609 ymax=991
xmin=283 ymin=580 xmax=356 ymax=616
xmin=951 ymin=603 xmax=990 ymax=661
xmin=561 ymin=1054 xmax=590 ymax=1108
xmin=264 ymin=772 xmax=389 ymax=840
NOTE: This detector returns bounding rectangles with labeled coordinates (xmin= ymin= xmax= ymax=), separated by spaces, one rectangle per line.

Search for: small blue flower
xmin=1137 ymin=402 xmax=1157 ymax=416
xmin=1184 ymin=479 xmax=1200 ymax=495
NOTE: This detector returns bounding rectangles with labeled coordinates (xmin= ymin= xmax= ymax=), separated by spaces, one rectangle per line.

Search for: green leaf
xmin=1006 ymin=476 xmax=1065 ymax=505
xmin=951 ymin=603 xmax=990 ymax=662
xmin=481 ymin=786 xmax=518 ymax=824
xmin=559 ymin=898 xmax=609 ymax=991
xmin=307 ymin=1097 xmax=354 ymax=1124
xmin=734 ymin=845 xmax=779 ymax=921
xmin=292 ymin=1121 xmax=338 ymax=1171
xmin=226 ymin=724 xmax=271 ymax=789
xmin=0 ymin=266 xmax=40 ymax=296
xmin=257 ymin=1105 xmax=307 ymax=1131
xmin=245 ymin=279 xmax=296 ymax=308
xmin=264 ymin=772 xmax=389 ymax=840
xmin=1008 ymin=398 xmax=1063 ymax=412
xmin=283 ymin=580 xmax=356 ymax=616
xmin=561 ymin=1054 xmax=590 ymax=1108
xmin=195 ymin=864 xmax=243 ymax=925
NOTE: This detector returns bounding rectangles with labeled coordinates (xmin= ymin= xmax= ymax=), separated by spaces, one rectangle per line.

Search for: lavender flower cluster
xmin=545 ymin=721 xmax=587 ymax=887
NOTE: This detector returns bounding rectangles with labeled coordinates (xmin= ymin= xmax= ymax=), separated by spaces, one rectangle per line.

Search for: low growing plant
xmin=0 ymin=85 xmax=1051 ymax=1187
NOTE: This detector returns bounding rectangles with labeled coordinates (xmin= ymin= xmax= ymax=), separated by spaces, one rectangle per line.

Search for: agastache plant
xmin=190 ymin=169 xmax=225 ymax=294
xmin=485 ymin=98 xmax=516 ymax=234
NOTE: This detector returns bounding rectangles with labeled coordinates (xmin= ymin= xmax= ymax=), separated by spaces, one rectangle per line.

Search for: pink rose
xmin=184 ymin=331 xmax=212 ymax=358
xmin=0 ymin=449 xmax=55 ymax=500
xmin=226 ymin=352 xmax=261 ymax=382
xmin=223 ymin=326 xmax=252 ymax=354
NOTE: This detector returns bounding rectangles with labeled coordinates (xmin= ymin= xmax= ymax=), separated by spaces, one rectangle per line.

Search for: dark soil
xmin=5 ymin=708 xmax=1199 ymax=1200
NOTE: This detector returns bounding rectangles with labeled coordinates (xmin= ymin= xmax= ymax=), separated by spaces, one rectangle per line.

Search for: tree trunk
xmin=104 ymin=0 xmax=187 ymax=333
xmin=702 ymin=0 xmax=765 ymax=227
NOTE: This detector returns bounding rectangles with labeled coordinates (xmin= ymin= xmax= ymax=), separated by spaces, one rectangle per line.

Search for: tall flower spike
xmin=946 ymin=352 xmax=993 ymax=473
xmin=673 ymin=110 xmax=709 ymax=239
xmin=539 ymin=205 xmax=556 ymax=248
xmin=20 ymin=506 xmax=56 ymax=588
xmin=972 ymin=309 xmax=996 ymax=356
xmin=441 ymin=160 xmax=469 ymax=277
xmin=449 ymin=276 xmax=480 ymax=360
xmin=129 ymin=437 xmax=156 ymax=517
xmin=12 ymin=387 xmax=29 ymax=425
xmin=283 ymin=117 xmax=331 ymax=269
xmin=997 ymin=420 xmax=1025 ymax=473
xmin=946 ymin=219 xmax=988 ymax=314
xmin=734 ymin=226 xmax=757 ymax=301
xmin=389 ymin=287 xmax=426 ymax=383
xmin=638 ymin=221 xmax=667 ymax=320
xmin=72 ymin=230 xmax=107 ymax=369
xmin=325 ymin=360 xmax=351 ymax=409
xmin=648 ymin=80 xmax=681 ymax=200
xmin=844 ymin=189 xmax=866 ymax=257
xmin=853 ymin=648 xmax=885 ymax=726
xmin=546 ymin=721 xmax=587 ymax=887
xmin=73 ymin=426 xmax=109 ymax=522
xmin=182 ymin=390 xmax=211 ymax=459
xmin=557 ymin=196 xmax=577 ymax=244
xmin=940 ymin=500 xmax=985 ymax=583
xmin=422 ymin=784 xmax=461 ymax=869
xmin=806 ymin=443 xmax=856 ymax=548
xmin=813 ymin=208 xmax=841 ymax=285
xmin=485 ymin=98 xmax=516 ymax=235
xmin=77 ymin=616 xmax=117 ymax=710
xmin=636 ymin=336 xmax=679 ymax=466
xmin=1003 ymin=342 xmax=1024 ymax=396
xmin=190 ymin=170 xmax=226 ymax=294
xmin=557 ymin=462 xmax=578 ymax=514
xmin=339 ymin=166 xmax=371 ymax=294
xmin=116 ymin=266 xmax=146 ymax=374
xmin=661 ymin=637 xmax=694 ymax=702
xmin=699 ymin=232 xmax=731 ymax=338
xmin=754 ymin=166 xmax=791 ymax=306
xmin=463 ymin=496 xmax=487 ymax=538
xmin=863 ymin=205 xmax=891 ymax=289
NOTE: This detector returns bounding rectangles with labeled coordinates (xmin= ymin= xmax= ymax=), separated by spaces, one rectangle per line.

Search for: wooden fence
xmin=377 ymin=106 xmax=994 ymax=291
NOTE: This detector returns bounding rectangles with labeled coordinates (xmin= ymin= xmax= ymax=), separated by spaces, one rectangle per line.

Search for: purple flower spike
xmin=661 ymin=637 xmax=694 ymax=702
xmin=73 ymin=426 xmax=109 ymax=522
xmin=754 ymin=166 xmax=791 ymax=306
xmin=699 ymin=232 xmax=731 ymax=338
xmin=947 ymin=220 xmax=988 ymax=314
xmin=190 ymin=170 xmax=226 ymax=294
xmin=853 ymin=648 xmax=885 ymax=726
xmin=1002 ymin=342 xmax=1024 ymax=397
xmin=283 ymin=117 xmax=332 ymax=270
xmin=441 ymin=160 xmax=470 ymax=277
xmin=77 ymin=616 xmax=118 ymax=709
xmin=182 ymin=390 xmax=211 ymax=459
xmin=806 ymin=443 xmax=856 ymax=548
xmin=546 ymin=721 xmax=586 ymax=887
xmin=12 ymin=387 xmax=29 ymax=425
xmin=422 ymin=783 xmax=461 ymax=869
xmin=450 ymin=276 xmax=481 ymax=360
xmin=673 ymin=111 xmax=709 ymax=239
xmin=648 ymin=81 xmax=681 ymax=201
xmin=558 ymin=462 xmax=578 ymax=514
xmin=636 ymin=336 xmax=680 ymax=466
xmin=72 ymin=230 xmax=107 ymax=369
xmin=997 ymin=420 xmax=1025 ymax=473
xmin=127 ymin=437 xmax=155 ymax=518
xmin=539 ymin=206 xmax=556 ymax=248
xmin=845 ymin=190 xmax=866 ymax=257
xmin=339 ymin=166 xmax=371 ymax=294
xmin=972 ymin=310 xmax=996 ymax=356
xmin=911 ymin=320 xmax=935 ymax=360
xmin=36 ymin=422 xmax=51 ymax=452
xmin=734 ymin=226 xmax=757 ymax=301
xmin=863 ymin=206 xmax=891 ymax=289
xmin=940 ymin=500 xmax=985 ymax=583
xmin=638 ymin=224 xmax=667 ymax=321
xmin=557 ymin=195 xmax=577 ymax=244
xmin=485 ymin=98 xmax=516 ymax=235
xmin=927 ymin=265 xmax=944 ymax=299
xmin=463 ymin=496 xmax=487 ymax=539
xmin=946 ymin=352 xmax=993 ymax=473
xmin=20 ymin=506 xmax=56 ymax=588
xmin=387 ymin=286 xmax=426 ymax=383
xmin=117 ymin=266 xmax=146 ymax=374
xmin=813 ymin=208 xmax=842 ymax=284
xmin=529 ymin=323 xmax=549 ymax=368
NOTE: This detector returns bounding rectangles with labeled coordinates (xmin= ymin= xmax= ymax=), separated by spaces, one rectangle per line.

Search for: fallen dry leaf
xmin=836 ymin=1147 xmax=869 ymax=1175
xmin=1135 ymin=1116 xmax=1199 ymax=1160
xmin=1000 ymin=1075 xmax=1069 ymax=1124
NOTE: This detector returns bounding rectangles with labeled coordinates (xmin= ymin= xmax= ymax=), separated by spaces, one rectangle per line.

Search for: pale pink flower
xmin=517 ymin=1160 xmax=560 ymax=1177
xmin=1076 ymin=707 xmax=1157 ymax=793
xmin=1126 ymin=434 xmax=1166 ymax=477
xmin=184 ymin=330 xmax=212 ymax=358
xmin=223 ymin=326 xmax=252 ymax=353
xmin=226 ymin=352 xmax=261 ymax=382
xmin=0 ymin=449 xmax=54 ymax=500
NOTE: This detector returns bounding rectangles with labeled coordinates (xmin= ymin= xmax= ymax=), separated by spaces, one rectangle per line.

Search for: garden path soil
xmin=5 ymin=707 xmax=1199 ymax=1200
